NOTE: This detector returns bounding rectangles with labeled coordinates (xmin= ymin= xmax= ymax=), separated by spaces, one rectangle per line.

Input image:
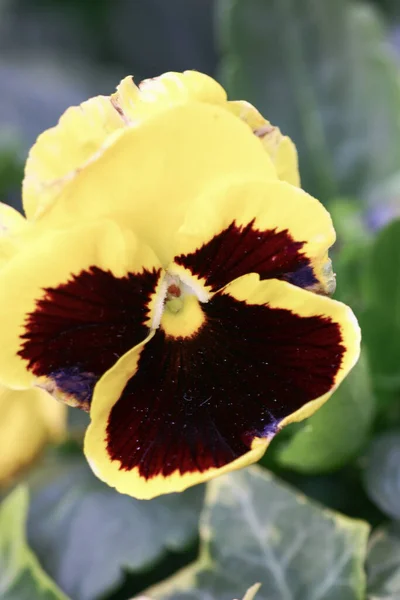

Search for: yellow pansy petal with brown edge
xmin=227 ymin=100 xmax=300 ymax=187
xmin=36 ymin=104 xmax=277 ymax=264
xmin=0 ymin=384 xmax=66 ymax=484
xmin=24 ymin=72 xmax=226 ymax=221
xmin=113 ymin=72 xmax=299 ymax=186
xmin=84 ymin=274 xmax=359 ymax=500
xmin=168 ymin=178 xmax=336 ymax=297
xmin=23 ymin=71 xmax=297 ymax=222
xmin=0 ymin=219 xmax=163 ymax=409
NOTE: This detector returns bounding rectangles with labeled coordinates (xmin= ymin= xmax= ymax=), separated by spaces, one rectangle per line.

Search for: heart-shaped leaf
xmin=364 ymin=432 xmax=400 ymax=520
xmin=0 ymin=486 xmax=68 ymax=600
xmin=366 ymin=522 xmax=400 ymax=599
xmin=146 ymin=466 xmax=370 ymax=600
xmin=27 ymin=454 xmax=203 ymax=600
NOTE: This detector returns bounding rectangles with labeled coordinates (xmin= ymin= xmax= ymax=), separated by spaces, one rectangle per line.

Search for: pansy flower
xmin=0 ymin=72 xmax=360 ymax=499
xmin=0 ymin=203 xmax=65 ymax=484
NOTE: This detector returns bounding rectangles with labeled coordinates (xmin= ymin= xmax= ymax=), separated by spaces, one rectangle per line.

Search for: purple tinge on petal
xmin=106 ymin=292 xmax=344 ymax=479
xmin=174 ymin=220 xmax=318 ymax=292
xmin=19 ymin=266 xmax=161 ymax=410
xmin=47 ymin=367 xmax=99 ymax=408
xmin=284 ymin=264 xmax=318 ymax=288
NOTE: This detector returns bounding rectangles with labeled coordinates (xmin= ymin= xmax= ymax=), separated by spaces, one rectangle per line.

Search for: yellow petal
xmin=37 ymin=103 xmax=277 ymax=265
xmin=0 ymin=203 xmax=28 ymax=267
xmin=0 ymin=219 xmax=161 ymax=390
xmin=0 ymin=383 xmax=66 ymax=484
xmin=23 ymin=71 xmax=298 ymax=222
xmin=84 ymin=334 xmax=268 ymax=500
xmin=114 ymin=74 xmax=299 ymax=186
xmin=23 ymin=96 xmax=126 ymax=220
xmin=0 ymin=202 xmax=25 ymax=233
xmin=111 ymin=71 xmax=227 ymax=123
xmin=228 ymin=100 xmax=300 ymax=186
xmin=23 ymin=72 xmax=226 ymax=221
xmin=168 ymin=178 xmax=335 ymax=296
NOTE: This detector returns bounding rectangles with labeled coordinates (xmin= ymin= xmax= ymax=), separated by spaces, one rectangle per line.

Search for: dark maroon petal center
xmin=19 ymin=266 xmax=161 ymax=410
xmin=174 ymin=219 xmax=318 ymax=292
xmin=106 ymin=292 xmax=344 ymax=479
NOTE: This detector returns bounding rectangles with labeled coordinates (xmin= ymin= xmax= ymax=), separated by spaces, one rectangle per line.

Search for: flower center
xmin=160 ymin=272 xmax=205 ymax=338
xmin=165 ymin=274 xmax=184 ymax=314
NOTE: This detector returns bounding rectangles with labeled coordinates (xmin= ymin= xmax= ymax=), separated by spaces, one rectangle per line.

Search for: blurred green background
xmin=2 ymin=1 xmax=400 ymax=599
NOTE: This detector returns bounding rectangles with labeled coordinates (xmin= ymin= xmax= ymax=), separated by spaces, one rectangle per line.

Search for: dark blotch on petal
xmin=106 ymin=293 xmax=344 ymax=479
xmin=46 ymin=367 xmax=99 ymax=410
xmin=174 ymin=220 xmax=317 ymax=291
xmin=19 ymin=267 xmax=160 ymax=409
xmin=284 ymin=264 xmax=318 ymax=288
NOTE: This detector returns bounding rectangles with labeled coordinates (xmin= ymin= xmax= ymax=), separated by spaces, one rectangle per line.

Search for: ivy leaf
xmin=217 ymin=0 xmax=400 ymax=205
xmin=0 ymin=486 xmax=68 ymax=600
xmin=364 ymin=432 xmax=400 ymax=520
xmin=274 ymin=353 xmax=374 ymax=473
xmin=27 ymin=454 xmax=204 ymax=600
xmin=366 ymin=522 xmax=400 ymax=599
xmin=147 ymin=466 xmax=370 ymax=600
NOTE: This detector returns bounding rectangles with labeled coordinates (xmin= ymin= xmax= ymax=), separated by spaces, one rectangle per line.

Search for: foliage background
xmin=1 ymin=0 xmax=400 ymax=599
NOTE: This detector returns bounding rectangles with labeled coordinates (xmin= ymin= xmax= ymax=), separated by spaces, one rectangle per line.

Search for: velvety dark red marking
xmin=174 ymin=220 xmax=318 ymax=292
xmin=19 ymin=267 xmax=160 ymax=409
xmin=106 ymin=293 xmax=344 ymax=479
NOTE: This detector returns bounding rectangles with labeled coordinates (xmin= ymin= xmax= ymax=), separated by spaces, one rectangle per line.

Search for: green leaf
xmin=364 ymin=432 xmax=400 ymax=520
xmin=360 ymin=220 xmax=400 ymax=419
xmin=329 ymin=198 xmax=372 ymax=310
xmin=366 ymin=522 xmax=400 ymax=599
xmin=363 ymin=219 xmax=400 ymax=319
xmin=0 ymin=135 xmax=24 ymax=199
xmin=360 ymin=309 xmax=400 ymax=429
xmin=0 ymin=486 xmax=68 ymax=600
xmin=27 ymin=455 xmax=203 ymax=600
xmin=147 ymin=466 xmax=370 ymax=600
xmin=273 ymin=353 xmax=375 ymax=473
xmin=361 ymin=308 xmax=400 ymax=386
xmin=217 ymin=0 xmax=400 ymax=204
